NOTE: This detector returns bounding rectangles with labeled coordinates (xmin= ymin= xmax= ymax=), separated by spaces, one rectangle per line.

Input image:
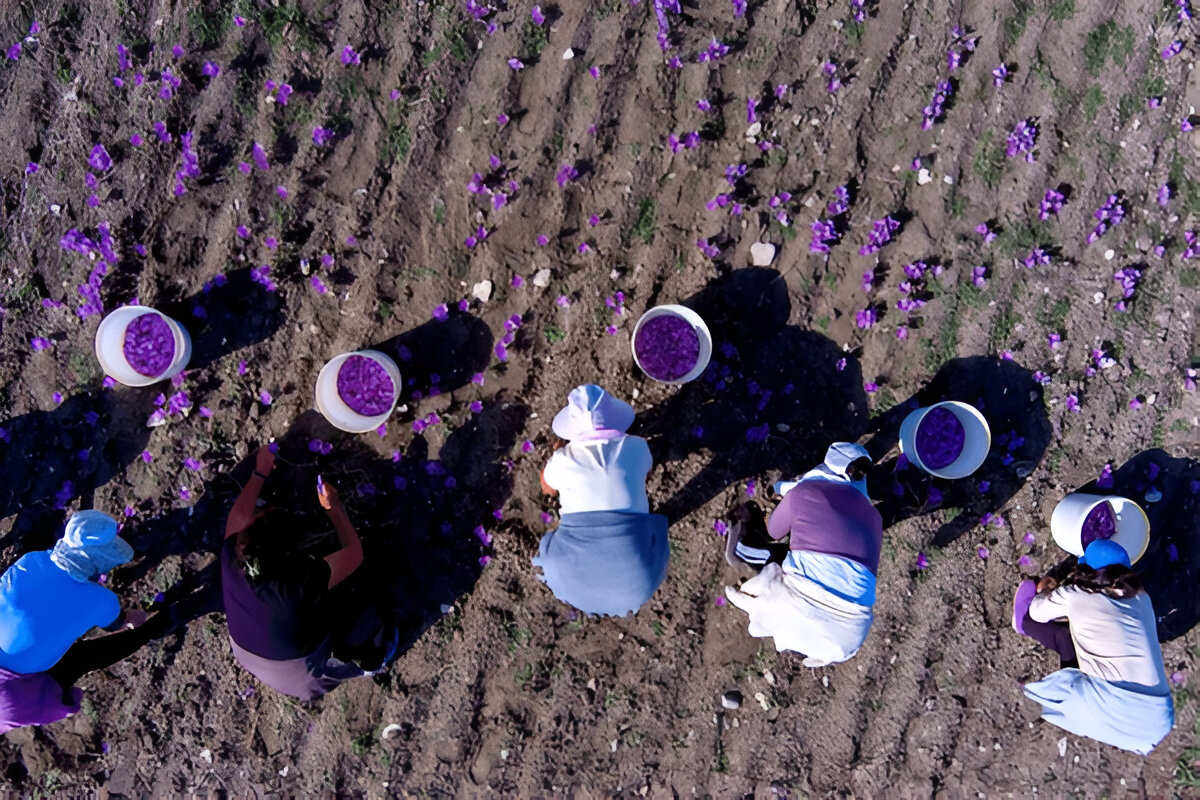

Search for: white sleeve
xmin=542 ymin=450 xmax=568 ymax=491
xmin=1028 ymin=586 xmax=1073 ymax=623
xmin=626 ymin=436 xmax=653 ymax=478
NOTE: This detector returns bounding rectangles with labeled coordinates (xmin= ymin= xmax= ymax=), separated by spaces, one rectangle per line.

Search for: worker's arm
xmin=1028 ymin=585 xmax=1072 ymax=624
xmin=764 ymin=487 xmax=795 ymax=541
xmin=541 ymin=441 xmax=566 ymax=497
xmin=319 ymin=483 xmax=364 ymax=589
xmin=226 ymin=446 xmax=274 ymax=538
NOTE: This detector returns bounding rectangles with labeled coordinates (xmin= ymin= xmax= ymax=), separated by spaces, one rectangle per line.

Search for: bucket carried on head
xmin=898 ymin=400 xmax=991 ymax=479
xmin=315 ymin=349 xmax=402 ymax=433
xmin=94 ymin=305 xmax=192 ymax=387
xmin=1050 ymin=492 xmax=1150 ymax=564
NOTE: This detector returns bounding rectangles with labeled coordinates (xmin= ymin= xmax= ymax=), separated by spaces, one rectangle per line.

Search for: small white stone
xmin=472 ymin=280 xmax=493 ymax=302
xmin=917 ymin=169 xmax=932 ymax=185
xmin=532 ymin=268 xmax=551 ymax=287
xmin=381 ymin=724 xmax=404 ymax=740
xmin=562 ymin=48 xmax=574 ymax=60
xmin=1104 ymin=249 xmax=1115 ymax=260
xmin=943 ymin=175 xmax=954 ymax=184
xmin=749 ymin=242 xmax=776 ymax=266
xmin=1093 ymin=292 xmax=1105 ymax=304
xmin=745 ymin=121 xmax=762 ymax=137
xmin=199 ymin=749 xmax=213 ymax=764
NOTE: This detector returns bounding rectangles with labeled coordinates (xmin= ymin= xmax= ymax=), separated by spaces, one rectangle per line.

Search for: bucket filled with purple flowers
xmin=94 ymin=305 xmax=192 ymax=386
xmin=1050 ymin=492 xmax=1149 ymax=564
xmin=631 ymin=305 xmax=712 ymax=384
xmin=315 ymin=350 xmax=401 ymax=433
xmin=898 ymin=400 xmax=991 ymax=479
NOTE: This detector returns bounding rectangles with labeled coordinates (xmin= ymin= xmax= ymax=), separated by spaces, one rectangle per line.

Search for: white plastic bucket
xmin=1050 ymin=492 xmax=1149 ymax=564
xmin=631 ymin=304 xmax=713 ymax=384
xmin=94 ymin=305 xmax=192 ymax=387
xmin=898 ymin=400 xmax=991 ymax=479
xmin=315 ymin=350 xmax=402 ymax=433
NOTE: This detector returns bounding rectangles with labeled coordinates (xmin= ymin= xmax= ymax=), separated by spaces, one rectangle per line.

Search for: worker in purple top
xmin=724 ymin=443 xmax=883 ymax=666
xmin=221 ymin=445 xmax=397 ymax=700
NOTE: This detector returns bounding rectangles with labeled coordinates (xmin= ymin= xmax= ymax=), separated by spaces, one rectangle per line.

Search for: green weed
xmin=627 ymin=199 xmax=656 ymax=245
xmin=1002 ymin=1 xmax=1034 ymax=48
xmin=1082 ymin=21 xmax=1135 ymax=76
xmin=514 ymin=663 xmax=533 ymax=688
xmin=350 ymin=730 xmax=374 ymax=757
xmin=971 ymin=129 xmax=1005 ymax=189
xmin=1082 ymin=86 xmax=1106 ymax=121
xmin=432 ymin=198 xmax=447 ymax=225
xmin=543 ymin=325 xmax=567 ymax=345
xmin=1047 ymin=0 xmax=1075 ymax=21
xmin=520 ymin=19 xmax=548 ymax=60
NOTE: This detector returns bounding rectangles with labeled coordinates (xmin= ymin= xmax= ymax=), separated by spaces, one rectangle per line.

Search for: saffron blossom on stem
xmin=992 ymin=63 xmax=1009 ymax=87
xmin=1086 ymin=194 xmax=1126 ymax=244
xmin=921 ymin=81 xmax=952 ymax=129
xmin=859 ymin=216 xmax=900 ymax=255
xmin=1112 ymin=266 xmax=1142 ymax=312
xmin=1006 ymin=119 xmax=1037 ymax=161
xmin=1039 ymin=189 xmax=1065 ymax=219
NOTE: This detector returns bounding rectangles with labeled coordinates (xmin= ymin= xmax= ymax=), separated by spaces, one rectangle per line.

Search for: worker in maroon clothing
xmin=221 ymin=445 xmax=396 ymax=700
xmin=724 ymin=443 xmax=883 ymax=666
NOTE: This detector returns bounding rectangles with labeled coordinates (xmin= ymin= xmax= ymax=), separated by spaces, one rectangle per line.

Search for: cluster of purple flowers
xmin=1021 ymin=248 xmax=1051 ymax=268
xmin=173 ymin=131 xmax=201 ymax=196
xmin=1157 ymin=183 xmax=1172 ymax=207
xmin=822 ymin=61 xmax=842 ymax=94
xmin=493 ymin=314 xmax=524 ymax=362
xmin=921 ymin=81 xmax=952 ymax=129
xmin=250 ymin=265 xmax=277 ymax=292
xmin=653 ymin=0 xmax=682 ymax=51
xmin=555 ymin=163 xmax=579 ymax=187
xmin=1086 ymin=194 xmax=1125 ymax=244
xmin=850 ymin=0 xmax=867 ymax=23
xmin=697 ymin=38 xmax=730 ymax=63
xmin=946 ymin=27 xmax=977 ymax=71
xmin=859 ymin=216 xmax=900 ymax=255
xmin=696 ymin=238 xmax=721 ymax=258
xmin=264 ymin=79 xmax=294 ymax=105
xmin=1184 ymin=230 xmax=1200 ymax=259
xmin=1112 ymin=267 xmax=1142 ymax=312
xmin=668 ymin=131 xmax=701 ymax=152
xmin=971 ymin=265 xmax=987 ymax=287
xmin=312 ymin=127 xmax=335 ymax=146
xmin=1005 ymin=119 xmax=1037 ymax=161
xmin=60 ymin=224 xmax=119 ymax=318
xmin=466 ymin=155 xmax=521 ymax=212
xmin=975 ymin=221 xmax=998 ymax=243
xmin=1163 ymin=41 xmax=1183 ymax=61
xmin=896 ymin=260 xmax=941 ymax=313
xmin=810 ymin=220 xmax=839 ymax=253
xmin=1179 ymin=0 xmax=1194 ymax=21
xmin=464 ymin=225 xmax=489 ymax=249
xmin=340 ymin=46 xmax=361 ymax=66
xmin=855 ymin=307 xmax=878 ymax=329
xmin=1038 ymin=189 xmax=1064 ymax=220
xmin=992 ymin=63 xmax=1009 ymax=88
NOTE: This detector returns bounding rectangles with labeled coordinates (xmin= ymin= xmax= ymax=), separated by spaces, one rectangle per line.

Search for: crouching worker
xmin=0 ymin=510 xmax=165 ymax=733
xmin=533 ymin=385 xmax=669 ymax=617
xmin=1012 ymin=540 xmax=1173 ymax=754
xmin=724 ymin=443 xmax=881 ymax=667
xmin=222 ymin=446 xmax=397 ymax=701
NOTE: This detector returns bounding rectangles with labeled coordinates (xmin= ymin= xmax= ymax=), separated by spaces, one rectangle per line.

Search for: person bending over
xmin=222 ymin=445 xmax=395 ymax=700
xmin=724 ymin=443 xmax=882 ymax=667
xmin=0 ymin=510 xmax=166 ymax=733
xmin=1012 ymin=539 xmax=1173 ymax=754
xmin=533 ymin=384 xmax=669 ymax=616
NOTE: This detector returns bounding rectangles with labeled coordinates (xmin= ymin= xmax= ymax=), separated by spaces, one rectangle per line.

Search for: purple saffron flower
xmin=202 ymin=61 xmax=220 ymax=78
xmin=1006 ymin=119 xmax=1038 ymax=161
xmin=1039 ymin=189 xmax=1065 ymax=220
xmin=1065 ymin=394 xmax=1080 ymax=413
xmin=921 ymin=81 xmax=952 ymax=129
xmin=251 ymin=142 xmax=269 ymax=170
xmin=313 ymin=127 xmax=335 ymax=146
xmin=184 ymin=457 xmax=202 ymax=471
xmin=556 ymin=164 xmax=578 ymax=187
xmin=859 ymin=216 xmax=900 ymax=255
xmin=30 ymin=337 xmax=51 ymax=351
xmin=1157 ymin=183 xmax=1171 ymax=207
xmin=508 ymin=57 xmax=524 ymax=70
xmin=275 ymin=185 xmax=288 ymax=199
xmin=433 ymin=303 xmax=449 ymax=321
xmin=532 ymin=5 xmax=545 ymax=25
xmin=259 ymin=390 xmax=272 ymax=406
xmin=855 ymin=308 xmax=877 ymax=328
xmin=89 ymin=144 xmax=113 ymax=171
xmin=341 ymin=46 xmax=361 ymax=65
xmin=976 ymin=546 xmax=990 ymax=560
xmin=971 ymin=265 xmax=987 ymax=287
xmin=6 ymin=42 xmax=21 ymax=61
xmin=497 ymin=112 xmax=509 ymax=126
xmin=916 ymin=552 xmax=929 ymax=570
xmin=1163 ymin=41 xmax=1183 ymax=60
xmin=992 ymin=63 xmax=1009 ymax=87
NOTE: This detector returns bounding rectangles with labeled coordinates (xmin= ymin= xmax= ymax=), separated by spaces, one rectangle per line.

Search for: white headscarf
xmin=551 ymin=384 xmax=636 ymax=441
xmin=49 ymin=510 xmax=134 ymax=582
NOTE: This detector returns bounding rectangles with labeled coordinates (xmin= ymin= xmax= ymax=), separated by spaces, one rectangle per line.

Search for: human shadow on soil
xmin=370 ymin=311 xmax=495 ymax=399
xmin=0 ymin=269 xmax=286 ymax=545
xmin=1064 ymin=448 xmax=1200 ymax=643
xmin=864 ymin=355 xmax=1051 ymax=547
xmin=635 ymin=268 xmax=869 ymax=523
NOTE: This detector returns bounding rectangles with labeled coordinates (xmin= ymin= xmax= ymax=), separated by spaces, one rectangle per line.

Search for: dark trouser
xmin=47 ymin=613 xmax=171 ymax=691
xmin=1021 ymin=613 xmax=1078 ymax=667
